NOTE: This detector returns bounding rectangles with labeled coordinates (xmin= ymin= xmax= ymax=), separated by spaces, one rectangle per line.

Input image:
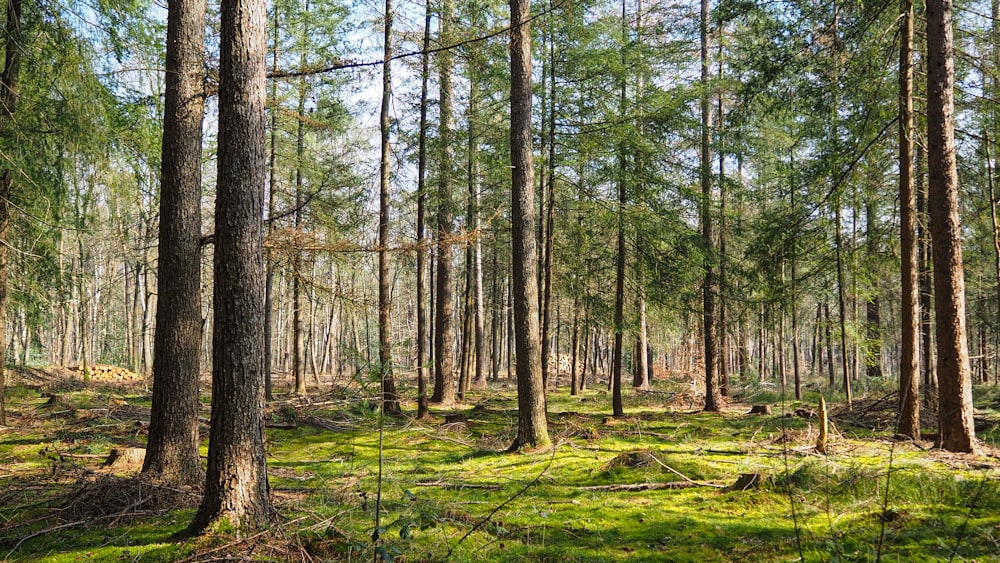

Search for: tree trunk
xmin=865 ymin=197 xmax=882 ymax=380
xmin=509 ymin=0 xmax=550 ymax=449
xmin=917 ymin=142 xmax=937 ymax=398
xmin=700 ymin=0 xmax=721 ymax=412
xmin=142 ymin=0 xmax=205 ymax=486
xmin=414 ymin=0 xmax=431 ymax=418
xmin=926 ymin=0 xmax=976 ymax=452
xmin=378 ymin=0 xmax=400 ymax=415
xmin=292 ymin=9 xmax=308 ymax=396
xmin=0 ymin=0 xmax=23 ymax=426
xmin=431 ymin=0 xmax=456 ymax=405
xmin=189 ymin=0 xmax=272 ymax=532
xmin=263 ymin=3 xmax=280 ymax=401
xmin=898 ymin=0 xmax=920 ymax=437
xmin=834 ymin=203 xmax=853 ymax=406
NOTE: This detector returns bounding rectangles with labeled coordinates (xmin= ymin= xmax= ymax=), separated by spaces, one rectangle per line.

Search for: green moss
xmin=3 ymin=380 xmax=999 ymax=561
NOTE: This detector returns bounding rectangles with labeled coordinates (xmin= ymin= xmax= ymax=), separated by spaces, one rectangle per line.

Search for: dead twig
xmin=5 ymin=520 xmax=85 ymax=559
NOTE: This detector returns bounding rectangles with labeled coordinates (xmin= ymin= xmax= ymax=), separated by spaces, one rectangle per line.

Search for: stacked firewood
xmin=69 ymin=364 xmax=144 ymax=383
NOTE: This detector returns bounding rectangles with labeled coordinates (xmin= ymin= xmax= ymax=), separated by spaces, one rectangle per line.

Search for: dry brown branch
xmin=575 ymin=482 xmax=713 ymax=491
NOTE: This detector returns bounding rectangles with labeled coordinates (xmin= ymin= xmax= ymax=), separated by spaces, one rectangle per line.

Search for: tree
xmin=377 ymin=0 xmax=400 ymax=414
xmin=414 ymin=0 xmax=432 ymax=419
xmin=0 ymin=0 xmax=22 ymax=426
xmin=898 ymin=0 xmax=920 ymax=437
xmin=431 ymin=0 xmax=456 ymax=406
xmin=189 ymin=0 xmax=272 ymax=532
xmin=701 ymin=0 xmax=721 ymax=412
xmin=509 ymin=0 xmax=550 ymax=450
xmin=142 ymin=0 xmax=206 ymax=485
xmin=925 ymin=0 xmax=975 ymax=453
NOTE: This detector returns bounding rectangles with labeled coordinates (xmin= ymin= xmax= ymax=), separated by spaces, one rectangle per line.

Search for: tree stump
xmin=104 ymin=447 xmax=146 ymax=471
xmin=727 ymin=473 xmax=767 ymax=491
xmin=748 ymin=405 xmax=772 ymax=415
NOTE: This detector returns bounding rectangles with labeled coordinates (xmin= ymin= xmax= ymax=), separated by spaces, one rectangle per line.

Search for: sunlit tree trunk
xmin=898 ymin=0 xmax=920 ymax=432
xmin=190 ymin=0 xmax=272 ymax=532
xmin=431 ymin=0 xmax=456 ymax=405
xmin=292 ymin=4 xmax=309 ymax=396
xmin=377 ymin=0 xmax=400 ymax=414
xmin=510 ymin=0 xmax=550 ymax=449
xmin=926 ymin=0 xmax=976 ymax=452
xmin=700 ymin=0 xmax=721 ymax=412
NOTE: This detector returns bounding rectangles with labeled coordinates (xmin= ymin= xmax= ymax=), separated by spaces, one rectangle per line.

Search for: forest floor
xmin=1 ymin=365 xmax=1000 ymax=562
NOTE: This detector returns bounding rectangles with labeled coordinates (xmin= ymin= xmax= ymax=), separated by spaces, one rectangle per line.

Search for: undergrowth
xmin=1 ymin=367 xmax=999 ymax=561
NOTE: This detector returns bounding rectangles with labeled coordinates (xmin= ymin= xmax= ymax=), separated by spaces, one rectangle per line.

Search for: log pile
xmin=69 ymin=364 xmax=144 ymax=383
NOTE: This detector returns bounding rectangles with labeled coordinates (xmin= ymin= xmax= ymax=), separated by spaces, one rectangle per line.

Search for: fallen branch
xmin=576 ymin=482 xmax=718 ymax=491
xmin=5 ymin=521 xmax=85 ymax=559
xmin=414 ymin=481 xmax=502 ymax=490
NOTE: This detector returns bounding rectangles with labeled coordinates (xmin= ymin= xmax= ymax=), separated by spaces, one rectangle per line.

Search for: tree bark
xmin=509 ymin=0 xmax=550 ymax=449
xmin=431 ymin=0 xmax=456 ymax=405
xmin=926 ymin=0 xmax=976 ymax=452
xmin=143 ymin=0 xmax=206 ymax=486
xmin=898 ymin=0 xmax=920 ymax=438
xmin=701 ymin=0 xmax=721 ymax=412
xmin=378 ymin=0 xmax=400 ymax=415
xmin=189 ymin=0 xmax=272 ymax=532
xmin=414 ymin=0 xmax=432 ymax=418
xmin=0 ymin=0 xmax=22 ymax=426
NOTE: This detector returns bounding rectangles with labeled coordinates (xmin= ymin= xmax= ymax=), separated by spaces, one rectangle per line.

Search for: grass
xmin=2 ymin=366 xmax=1000 ymax=561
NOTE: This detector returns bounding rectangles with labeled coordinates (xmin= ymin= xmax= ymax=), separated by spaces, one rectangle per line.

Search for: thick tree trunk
xmin=926 ymin=0 xmax=976 ymax=452
xmin=190 ymin=0 xmax=272 ymax=532
xmin=143 ymin=0 xmax=205 ymax=485
xmin=509 ymin=0 xmax=550 ymax=449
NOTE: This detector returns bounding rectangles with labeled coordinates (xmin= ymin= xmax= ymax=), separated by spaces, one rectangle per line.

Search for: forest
xmin=1 ymin=0 xmax=1000 ymax=559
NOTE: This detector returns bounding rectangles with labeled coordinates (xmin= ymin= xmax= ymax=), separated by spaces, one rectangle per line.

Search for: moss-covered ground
xmin=2 ymin=367 xmax=999 ymax=562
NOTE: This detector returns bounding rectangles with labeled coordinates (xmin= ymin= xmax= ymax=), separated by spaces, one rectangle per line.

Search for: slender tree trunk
xmin=414 ymin=0 xmax=432 ymax=418
xmin=790 ymin=166 xmax=801 ymax=401
xmin=834 ymin=204 xmax=853 ymax=406
xmin=263 ymin=4 xmax=280 ymax=401
xmin=431 ymin=0 xmax=456 ymax=405
xmin=143 ymin=0 xmax=206 ymax=485
xmin=865 ymin=197 xmax=883 ymax=380
xmin=292 ymin=7 xmax=309 ymax=396
xmin=541 ymin=21 xmax=557 ymax=388
xmin=917 ymin=143 xmax=937 ymax=399
xmin=509 ymin=0 xmax=550 ymax=449
xmin=190 ymin=0 xmax=272 ymax=532
xmin=378 ymin=0 xmax=400 ymax=414
xmin=700 ymin=0 xmax=721 ymax=412
xmin=926 ymin=0 xmax=976 ymax=452
xmin=0 ymin=0 xmax=23 ymax=425
xmin=898 ymin=0 xmax=920 ymax=438
xmin=570 ymin=298 xmax=580 ymax=395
